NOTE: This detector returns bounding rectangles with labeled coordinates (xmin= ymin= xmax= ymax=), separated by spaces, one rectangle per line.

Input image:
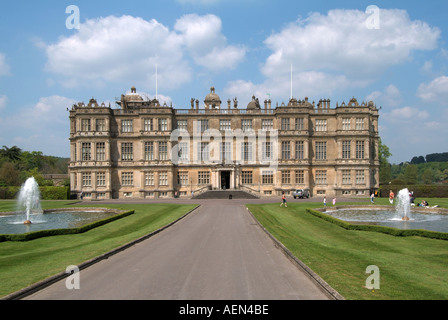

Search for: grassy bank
xmin=247 ymin=200 xmax=448 ymax=300
xmin=0 ymin=201 xmax=197 ymax=298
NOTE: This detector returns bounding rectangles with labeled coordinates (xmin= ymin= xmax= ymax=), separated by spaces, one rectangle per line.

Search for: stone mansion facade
xmin=69 ymin=86 xmax=380 ymax=200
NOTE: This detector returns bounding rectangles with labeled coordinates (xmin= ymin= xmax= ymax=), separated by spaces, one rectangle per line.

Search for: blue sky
xmin=0 ymin=0 xmax=447 ymax=163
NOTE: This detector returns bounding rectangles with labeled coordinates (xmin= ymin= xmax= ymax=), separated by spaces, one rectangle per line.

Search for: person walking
xmin=280 ymin=192 xmax=287 ymax=207
xmin=323 ymin=196 xmax=327 ymax=207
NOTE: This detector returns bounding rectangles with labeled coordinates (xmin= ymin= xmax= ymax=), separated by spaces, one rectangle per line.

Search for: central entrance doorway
xmin=221 ymin=171 xmax=231 ymax=190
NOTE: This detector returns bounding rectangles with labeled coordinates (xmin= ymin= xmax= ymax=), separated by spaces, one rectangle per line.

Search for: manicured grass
xmin=0 ymin=202 xmax=198 ymax=298
xmin=247 ymin=200 xmax=448 ymax=300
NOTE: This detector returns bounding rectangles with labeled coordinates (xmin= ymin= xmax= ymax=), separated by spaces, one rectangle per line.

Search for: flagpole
xmin=290 ymin=64 xmax=293 ymax=100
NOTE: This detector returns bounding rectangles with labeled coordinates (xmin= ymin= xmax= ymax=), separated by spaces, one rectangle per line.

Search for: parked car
xmin=293 ymin=189 xmax=310 ymax=199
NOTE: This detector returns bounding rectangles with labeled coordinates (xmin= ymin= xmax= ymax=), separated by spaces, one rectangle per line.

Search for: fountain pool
xmin=0 ymin=177 xmax=128 ymax=237
xmin=323 ymin=207 xmax=448 ymax=233
xmin=0 ymin=209 xmax=122 ymax=235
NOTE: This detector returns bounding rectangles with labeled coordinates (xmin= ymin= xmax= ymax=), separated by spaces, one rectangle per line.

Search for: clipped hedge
xmin=306 ymin=208 xmax=448 ymax=241
xmin=378 ymin=185 xmax=448 ymax=198
xmin=0 ymin=186 xmax=70 ymax=200
xmin=0 ymin=209 xmax=134 ymax=242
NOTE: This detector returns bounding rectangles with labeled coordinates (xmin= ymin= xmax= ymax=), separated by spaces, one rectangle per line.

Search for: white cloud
xmin=417 ymin=76 xmax=448 ymax=105
xmin=174 ymin=14 xmax=246 ymax=71
xmin=227 ymin=8 xmax=440 ymax=101
xmin=0 ymin=53 xmax=11 ymax=76
xmin=44 ymin=15 xmax=189 ymax=89
xmin=366 ymin=85 xmax=402 ymax=107
xmin=0 ymin=95 xmax=7 ymax=110
xmin=43 ymin=14 xmax=246 ymax=89
xmin=386 ymin=106 xmax=429 ymax=122
xmin=0 ymin=96 xmax=76 ymax=156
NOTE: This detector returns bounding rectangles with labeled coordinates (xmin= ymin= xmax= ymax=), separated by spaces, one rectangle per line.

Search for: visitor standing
xmin=389 ymin=190 xmax=394 ymax=204
xmin=370 ymin=193 xmax=375 ymax=203
xmin=323 ymin=196 xmax=327 ymax=206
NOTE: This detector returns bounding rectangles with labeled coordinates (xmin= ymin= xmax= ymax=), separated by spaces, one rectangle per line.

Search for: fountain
xmin=396 ymin=188 xmax=411 ymax=221
xmin=17 ymin=177 xmax=43 ymax=224
xmin=321 ymin=188 xmax=448 ymax=233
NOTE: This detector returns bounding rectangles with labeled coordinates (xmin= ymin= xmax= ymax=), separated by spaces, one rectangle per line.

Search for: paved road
xmin=24 ymin=200 xmax=332 ymax=300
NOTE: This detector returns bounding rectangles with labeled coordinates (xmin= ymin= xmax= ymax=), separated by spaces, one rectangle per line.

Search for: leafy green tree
xmin=404 ymin=164 xmax=418 ymax=185
xmin=378 ymin=138 xmax=392 ymax=184
xmin=422 ymin=168 xmax=434 ymax=184
xmin=0 ymin=162 xmax=21 ymax=186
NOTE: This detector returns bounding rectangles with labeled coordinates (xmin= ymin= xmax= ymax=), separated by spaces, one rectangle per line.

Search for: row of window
xmin=77 ymin=169 xmax=366 ymax=187
xmin=79 ymin=117 xmax=370 ymax=133
xmin=76 ymin=140 xmax=369 ymax=162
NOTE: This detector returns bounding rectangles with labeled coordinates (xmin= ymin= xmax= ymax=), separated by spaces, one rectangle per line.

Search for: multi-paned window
xmin=281 ymin=170 xmax=291 ymax=184
xmin=295 ymin=141 xmax=304 ymax=160
xmin=220 ymin=142 xmax=232 ymax=162
xmin=356 ymin=141 xmax=365 ymax=159
xmin=81 ymin=119 xmax=91 ymax=131
xmin=177 ymin=120 xmax=188 ymax=131
xmin=342 ymin=118 xmax=351 ymax=130
xmin=316 ymin=119 xmax=327 ymax=132
xmin=241 ymin=119 xmax=253 ymax=131
xmin=295 ymin=118 xmax=304 ymax=130
xmin=295 ymin=170 xmax=304 ymax=184
xmin=158 ymin=119 xmax=168 ymax=131
xmin=262 ymin=170 xmax=274 ymax=184
xmin=121 ymin=143 xmax=133 ymax=161
xmin=177 ymin=142 xmax=189 ymax=162
xmin=281 ymin=118 xmax=290 ymax=130
xmin=159 ymin=141 xmax=168 ymax=161
xmin=315 ymin=170 xmax=327 ymax=185
xmin=198 ymin=142 xmax=209 ymax=162
xmin=342 ymin=141 xmax=351 ymax=159
xmin=96 ymin=119 xmax=106 ymax=132
xmin=177 ymin=172 xmax=189 ymax=186
xmin=197 ymin=120 xmax=209 ymax=133
xmin=342 ymin=170 xmax=351 ymax=185
xmin=121 ymin=120 xmax=133 ymax=133
xmin=261 ymin=119 xmax=273 ymax=131
xmin=198 ymin=171 xmax=210 ymax=185
xmin=144 ymin=119 xmax=153 ymax=131
xmin=356 ymin=118 xmax=364 ymax=130
xmin=356 ymin=170 xmax=365 ymax=184
xmin=159 ymin=172 xmax=168 ymax=186
xmin=96 ymin=142 xmax=105 ymax=161
xmin=82 ymin=172 xmax=91 ymax=187
xmin=242 ymin=142 xmax=253 ymax=162
xmin=145 ymin=172 xmax=154 ymax=186
xmin=262 ymin=142 xmax=273 ymax=161
xmin=241 ymin=171 xmax=253 ymax=184
xmin=219 ymin=119 xmax=231 ymax=131
xmin=82 ymin=142 xmax=91 ymax=161
xmin=96 ymin=172 xmax=106 ymax=187
xmin=315 ymin=142 xmax=327 ymax=160
xmin=281 ymin=141 xmax=290 ymax=160
xmin=121 ymin=172 xmax=134 ymax=186
xmin=144 ymin=142 xmax=154 ymax=161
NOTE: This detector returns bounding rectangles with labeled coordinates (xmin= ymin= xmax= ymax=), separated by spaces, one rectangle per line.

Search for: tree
xmin=0 ymin=162 xmax=21 ymax=186
xmin=378 ymin=138 xmax=392 ymax=184
xmin=410 ymin=156 xmax=425 ymax=164
xmin=422 ymin=168 xmax=434 ymax=184
xmin=404 ymin=164 xmax=418 ymax=185
xmin=0 ymin=145 xmax=22 ymax=162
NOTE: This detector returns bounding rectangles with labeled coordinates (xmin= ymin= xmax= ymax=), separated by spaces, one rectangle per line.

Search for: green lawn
xmin=247 ymin=199 xmax=448 ymax=300
xmin=0 ymin=201 xmax=197 ymax=298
